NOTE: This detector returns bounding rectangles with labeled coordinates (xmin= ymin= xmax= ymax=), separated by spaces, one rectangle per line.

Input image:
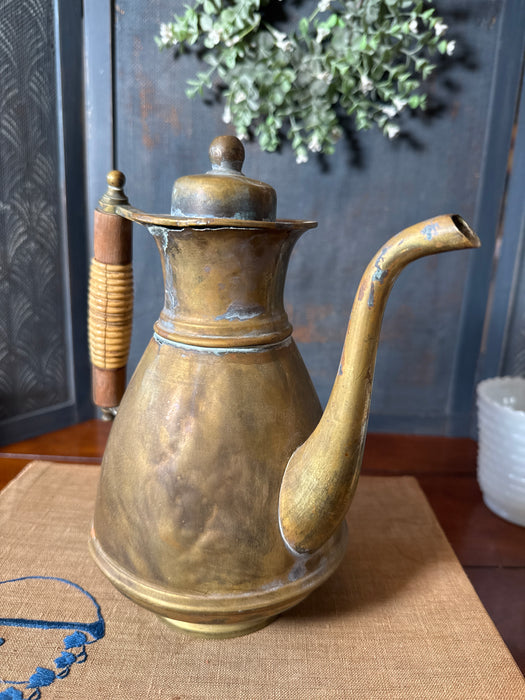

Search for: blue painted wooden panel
xmin=479 ymin=61 xmax=525 ymax=380
xmin=448 ymin=0 xmax=525 ymax=434
xmin=102 ymin=0 xmax=519 ymax=435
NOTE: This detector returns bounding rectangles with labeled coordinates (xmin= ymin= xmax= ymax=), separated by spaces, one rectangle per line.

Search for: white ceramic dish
xmin=477 ymin=377 xmax=525 ymax=527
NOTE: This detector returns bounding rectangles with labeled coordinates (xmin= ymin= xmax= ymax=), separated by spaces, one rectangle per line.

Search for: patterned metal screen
xmin=0 ymin=0 xmax=70 ymax=422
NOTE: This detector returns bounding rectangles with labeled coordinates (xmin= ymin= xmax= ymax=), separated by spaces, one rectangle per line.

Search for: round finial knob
xmin=209 ymin=135 xmax=245 ymax=172
xmin=107 ymin=170 xmax=126 ymax=188
xmin=100 ymin=169 xmax=129 ymax=206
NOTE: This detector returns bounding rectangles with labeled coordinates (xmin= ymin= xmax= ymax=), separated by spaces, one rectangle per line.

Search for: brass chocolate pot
xmin=88 ymin=136 xmax=480 ymax=637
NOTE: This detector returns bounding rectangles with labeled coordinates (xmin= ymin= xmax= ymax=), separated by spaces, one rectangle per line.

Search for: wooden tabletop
xmin=1 ymin=421 xmax=524 ymax=675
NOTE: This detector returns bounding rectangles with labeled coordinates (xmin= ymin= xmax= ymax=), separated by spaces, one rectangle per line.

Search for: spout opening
xmin=451 ymin=214 xmax=480 ymax=247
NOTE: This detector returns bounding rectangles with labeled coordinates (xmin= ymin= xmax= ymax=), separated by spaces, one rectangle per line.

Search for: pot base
xmin=89 ymin=524 xmax=348 ymax=637
xmin=159 ymin=614 xmax=277 ymax=638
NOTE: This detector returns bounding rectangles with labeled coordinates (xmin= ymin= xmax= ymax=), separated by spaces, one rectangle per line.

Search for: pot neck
xmin=150 ymin=224 xmax=309 ymax=348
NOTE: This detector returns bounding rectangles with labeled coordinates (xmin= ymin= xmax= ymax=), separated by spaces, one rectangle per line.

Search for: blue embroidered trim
xmin=0 ymin=576 xmax=105 ymax=700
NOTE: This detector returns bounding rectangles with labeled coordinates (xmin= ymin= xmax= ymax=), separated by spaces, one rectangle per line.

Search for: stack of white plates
xmin=477 ymin=376 xmax=525 ymax=527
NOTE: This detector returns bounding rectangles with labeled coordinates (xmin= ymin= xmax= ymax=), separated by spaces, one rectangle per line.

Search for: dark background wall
xmin=104 ymin=0 xmax=524 ymax=436
xmin=1 ymin=0 xmax=524 ymax=443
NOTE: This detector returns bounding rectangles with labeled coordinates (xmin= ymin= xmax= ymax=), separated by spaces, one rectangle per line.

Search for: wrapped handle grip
xmin=88 ymin=190 xmax=133 ymax=413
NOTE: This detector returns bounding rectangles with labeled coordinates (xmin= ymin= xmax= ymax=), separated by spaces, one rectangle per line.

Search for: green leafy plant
xmin=157 ymin=0 xmax=454 ymax=163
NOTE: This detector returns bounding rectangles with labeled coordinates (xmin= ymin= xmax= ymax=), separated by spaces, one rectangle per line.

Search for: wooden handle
xmin=88 ymin=206 xmax=133 ymax=411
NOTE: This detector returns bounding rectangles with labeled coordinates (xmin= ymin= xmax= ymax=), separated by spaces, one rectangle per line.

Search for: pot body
xmin=90 ymin=223 xmax=348 ymax=636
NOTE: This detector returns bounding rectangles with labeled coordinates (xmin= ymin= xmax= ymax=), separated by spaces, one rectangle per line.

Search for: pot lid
xmin=171 ymin=135 xmax=277 ymax=222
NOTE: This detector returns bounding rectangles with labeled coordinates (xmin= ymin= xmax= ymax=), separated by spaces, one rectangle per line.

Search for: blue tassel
xmin=0 ymin=688 xmax=24 ymax=700
xmin=0 ymin=576 xmax=105 ymax=699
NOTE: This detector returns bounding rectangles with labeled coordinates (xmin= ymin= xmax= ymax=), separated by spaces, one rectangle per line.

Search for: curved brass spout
xmin=279 ymin=215 xmax=480 ymax=554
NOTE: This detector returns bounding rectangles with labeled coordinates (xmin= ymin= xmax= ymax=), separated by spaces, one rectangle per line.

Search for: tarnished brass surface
xmin=159 ymin=616 xmax=278 ymax=639
xmin=90 ymin=137 xmax=481 ymax=636
xmin=171 ymin=135 xmax=277 ymax=221
xmin=91 ymin=334 xmax=348 ymax=631
xmin=279 ymin=215 xmax=481 ymax=554
xmin=99 ymin=202 xmax=316 ymax=233
xmin=150 ymin=223 xmax=313 ymax=347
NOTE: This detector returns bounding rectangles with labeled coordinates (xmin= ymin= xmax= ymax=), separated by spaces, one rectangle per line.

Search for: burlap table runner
xmin=0 ymin=461 xmax=523 ymax=699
